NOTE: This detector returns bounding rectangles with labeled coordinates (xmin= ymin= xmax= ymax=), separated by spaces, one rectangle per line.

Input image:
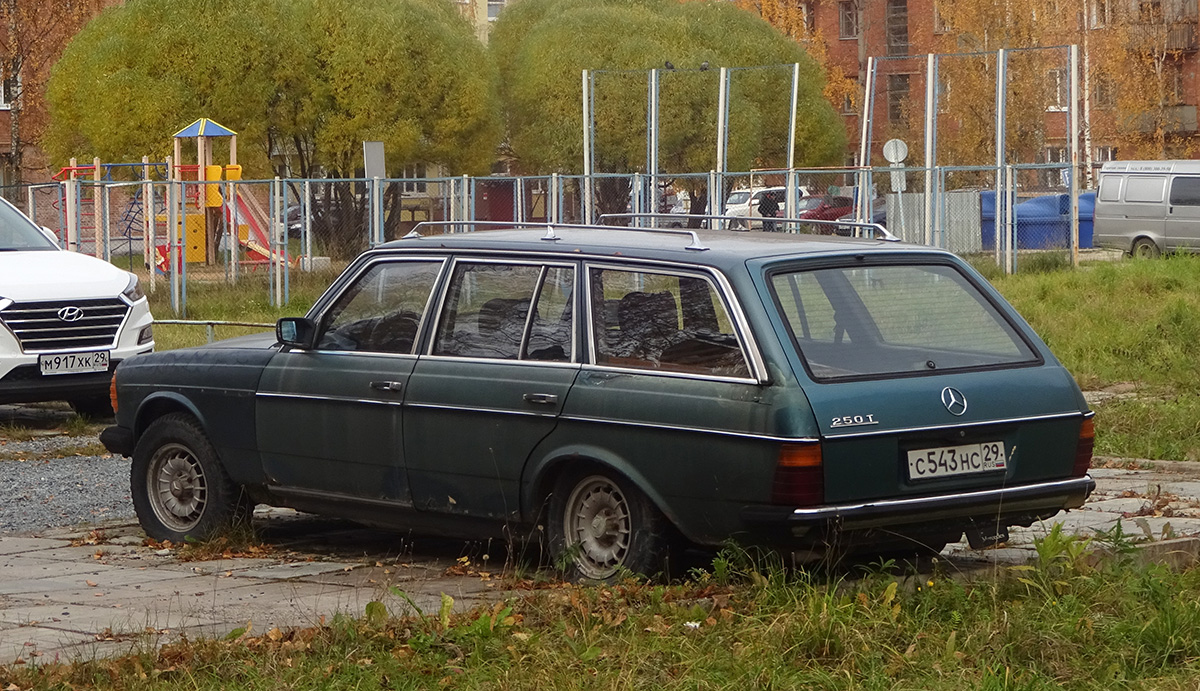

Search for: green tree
xmin=491 ymin=0 xmax=844 ymax=218
xmin=43 ymin=0 xmax=500 ymax=179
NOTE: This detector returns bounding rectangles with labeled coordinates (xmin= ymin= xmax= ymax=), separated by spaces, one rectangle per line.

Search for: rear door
xmin=403 ymin=258 xmax=579 ymax=521
xmin=1166 ymin=175 xmax=1200 ymax=249
xmin=762 ymin=258 xmax=1087 ymax=504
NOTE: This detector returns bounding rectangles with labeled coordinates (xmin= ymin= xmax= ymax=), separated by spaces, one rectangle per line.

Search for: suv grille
xmin=0 ymin=298 xmax=130 ymax=352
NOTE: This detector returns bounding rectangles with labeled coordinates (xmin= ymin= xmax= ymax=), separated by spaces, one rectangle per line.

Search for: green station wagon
xmin=101 ymin=225 xmax=1095 ymax=581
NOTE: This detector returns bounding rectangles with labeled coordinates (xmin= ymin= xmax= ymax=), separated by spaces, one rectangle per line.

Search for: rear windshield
xmin=770 ymin=263 xmax=1038 ymax=380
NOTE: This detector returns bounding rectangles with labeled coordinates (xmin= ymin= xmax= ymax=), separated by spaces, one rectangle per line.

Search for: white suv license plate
xmin=907 ymin=441 xmax=1006 ymax=480
xmin=38 ymin=351 xmax=110 ymax=376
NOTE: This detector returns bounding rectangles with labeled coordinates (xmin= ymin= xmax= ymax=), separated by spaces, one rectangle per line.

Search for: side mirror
xmin=277 ymin=317 xmax=317 ymax=349
xmin=39 ymin=226 xmax=60 ymax=247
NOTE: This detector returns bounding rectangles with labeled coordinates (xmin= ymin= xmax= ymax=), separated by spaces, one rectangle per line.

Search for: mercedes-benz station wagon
xmin=101 ymin=225 xmax=1095 ymax=581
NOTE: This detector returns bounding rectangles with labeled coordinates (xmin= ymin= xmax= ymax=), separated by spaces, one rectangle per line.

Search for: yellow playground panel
xmin=155 ymin=211 xmax=251 ymax=263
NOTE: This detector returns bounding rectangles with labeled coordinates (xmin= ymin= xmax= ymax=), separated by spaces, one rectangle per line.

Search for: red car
xmin=796 ymin=195 xmax=854 ymax=221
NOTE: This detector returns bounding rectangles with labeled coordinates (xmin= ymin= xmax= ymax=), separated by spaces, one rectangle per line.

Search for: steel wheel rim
xmin=147 ymin=443 xmax=207 ymax=533
xmin=563 ymin=475 xmax=631 ymax=580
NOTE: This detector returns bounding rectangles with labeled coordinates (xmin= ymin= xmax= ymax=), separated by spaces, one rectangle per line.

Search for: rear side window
xmin=432 ymin=261 xmax=574 ymax=361
xmin=1125 ymin=176 xmax=1166 ymax=203
xmin=770 ymin=264 xmax=1037 ymax=380
xmin=1170 ymin=176 xmax=1200 ymax=206
xmin=589 ymin=267 xmax=750 ymax=378
xmin=1097 ymin=175 xmax=1122 ymax=202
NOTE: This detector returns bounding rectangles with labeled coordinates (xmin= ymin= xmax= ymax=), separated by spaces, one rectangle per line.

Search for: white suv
xmin=0 ymin=197 xmax=154 ymax=416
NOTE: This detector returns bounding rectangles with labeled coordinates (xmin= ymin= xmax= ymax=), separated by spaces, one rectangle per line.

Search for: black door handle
xmin=370 ymin=381 xmax=403 ymax=392
xmin=523 ymin=392 xmax=559 ymax=405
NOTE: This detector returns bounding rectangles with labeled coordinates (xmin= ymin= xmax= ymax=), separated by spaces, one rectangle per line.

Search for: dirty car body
xmin=102 ymin=226 xmax=1094 ymax=581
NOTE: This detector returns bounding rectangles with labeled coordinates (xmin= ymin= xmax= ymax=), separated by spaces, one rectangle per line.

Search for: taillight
xmin=771 ymin=442 xmax=824 ymax=506
xmin=109 ymin=373 xmax=119 ymax=415
xmin=1072 ymin=417 xmax=1094 ymax=477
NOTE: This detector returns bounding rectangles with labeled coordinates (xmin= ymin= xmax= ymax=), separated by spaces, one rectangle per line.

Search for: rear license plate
xmin=38 ymin=351 xmax=110 ymax=376
xmin=907 ymin=441 xmax=1006 ymax=480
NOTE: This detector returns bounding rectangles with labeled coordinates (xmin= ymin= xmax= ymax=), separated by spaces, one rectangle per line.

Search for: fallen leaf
xmin=85 ymin=580 xmax=98 ymax=587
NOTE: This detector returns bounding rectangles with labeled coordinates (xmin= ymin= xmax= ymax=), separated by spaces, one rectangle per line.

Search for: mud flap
xmin=965 ymin=518 xmax=1010 ymax=549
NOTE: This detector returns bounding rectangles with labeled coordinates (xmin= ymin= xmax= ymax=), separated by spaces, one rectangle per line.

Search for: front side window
xmin=1169 ymin=176 xmax=1200 ymax=206
xmin=590 ymin=267 xmax=750 ymax=378
xmin=771 ymin=264 xmax=1037 ymax=380
xmin=317 ymin=260 xmax=442 ymax=354
xmin=432 ymin=261 xmax=574 ymax=361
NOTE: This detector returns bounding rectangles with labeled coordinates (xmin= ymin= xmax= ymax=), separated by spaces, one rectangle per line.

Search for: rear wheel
xmin=131 ymin=413 xmax=250 ymax=542
xmin=1132 ymin=237 xmax=1161 ymax=258
xmin=548 ymin=468 xmax=673 ymax=582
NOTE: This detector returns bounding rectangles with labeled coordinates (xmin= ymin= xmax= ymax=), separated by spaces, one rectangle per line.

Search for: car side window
xmin=1169 ymin=176 xmax=1200 ymax=206
xmin=590 ymin=267 xmax=750 ymax=378
xmin=317 ymin=260 xmax=442 ymax=354
xmin=433 ymin=262 xmax=574 ymax=361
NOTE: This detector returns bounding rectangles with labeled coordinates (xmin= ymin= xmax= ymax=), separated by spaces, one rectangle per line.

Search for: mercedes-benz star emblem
xmin=57 ymin=306 xmax=84 ymax=322
xmin=941 ymin=386 xmax=968 ymax=416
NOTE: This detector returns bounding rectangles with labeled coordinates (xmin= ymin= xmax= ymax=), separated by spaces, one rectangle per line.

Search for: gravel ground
xmin=0 ymin=436 xmax=134 ymax=535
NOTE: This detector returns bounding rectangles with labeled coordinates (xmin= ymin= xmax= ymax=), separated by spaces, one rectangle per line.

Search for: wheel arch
xmin=521 ymin=443 xmax=697 ymax=543
xmin=134 ymin=392 xmax=206 ymax=442
xmin=1131 ymin=234 xmax=1163 ymax=255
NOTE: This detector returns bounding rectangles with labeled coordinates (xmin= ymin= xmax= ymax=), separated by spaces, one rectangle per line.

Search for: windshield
xmin=726 ymin=192 xmax=750 ymax=206
xmin=770 ymin=263 xmax=1038 ymax=380
xmin=0 ymin=200 xmax=56 ymax=251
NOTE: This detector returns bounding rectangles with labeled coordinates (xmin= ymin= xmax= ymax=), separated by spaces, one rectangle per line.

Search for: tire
xmin=548 ymin=467 xmax=673 ymax=582
xmin=130 ymin=413 xmax=250 ymax=542
xmin=69 ymin=395 xmax=113 ymax=419
xmin=1132 ymin=237 xmax=1161 ymax=259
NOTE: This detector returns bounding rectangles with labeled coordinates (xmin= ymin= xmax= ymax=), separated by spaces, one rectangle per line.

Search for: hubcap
xmin=563 ymin=476 xmax=631 ymax=580
xmin=148 ymin=443 xmax=207 ymax=533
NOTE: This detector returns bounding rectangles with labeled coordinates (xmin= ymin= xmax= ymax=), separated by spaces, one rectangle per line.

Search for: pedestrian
xmin=758 ymin=190 xmax=780 ymax=232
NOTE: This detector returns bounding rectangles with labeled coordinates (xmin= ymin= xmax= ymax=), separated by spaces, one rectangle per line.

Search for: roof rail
xmin=602 ymin=212 xmax=899 ymax=242
xmin=406 ymin=219 xmax=709 ymax=250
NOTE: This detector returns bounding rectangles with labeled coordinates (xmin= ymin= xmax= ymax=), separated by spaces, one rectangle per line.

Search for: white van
xmin=1093 ymin=160 xmax=1200 ymax=257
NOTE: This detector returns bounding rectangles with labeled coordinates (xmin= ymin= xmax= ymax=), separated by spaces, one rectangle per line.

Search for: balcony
xmin=1134 ymin=105 xmax=1199 ymax=133
xmin=1167 ymin=22 xmax=1199 ymax=50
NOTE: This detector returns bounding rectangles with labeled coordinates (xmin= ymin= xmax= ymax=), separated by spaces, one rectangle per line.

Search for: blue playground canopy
xmin=173 ymin=118 xmax=237 ymax=138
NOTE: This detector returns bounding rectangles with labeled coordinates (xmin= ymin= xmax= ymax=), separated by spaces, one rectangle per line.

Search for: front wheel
xmin=548 ymin=468 xmax=673 ymax=582
xmin=1131 ymin=237 xmax=1161 ymax=259
xmin=131 ymin=413 xmax=250 ymax=542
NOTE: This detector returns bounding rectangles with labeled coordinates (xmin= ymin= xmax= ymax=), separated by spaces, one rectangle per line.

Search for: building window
xmin=799 ymin=2 xmax=816 ymax=33
xmin=886 ymin=0 xmax=909 ymax=56
xmin=1042 ymin=147 xmax=1069 ymax=188
xmin=1089 ymin=0 xmax=1112 ymax=27
xmin=0 ymin=73 xmax=17 ymax=110
xmin=401 ymin=164 xmax=427 ymax=194
xmin=838 ymin=1 xmax=858 ymax=38
xmin=887 ymin=74 xmax=910 ymax=124
xmin=1093 ymin=75 xmax=1115 ymax=109
xmin=842 ymin=81 xmax=857 ymax=114
xmin=1165 ymin=61 xmax=1184 ymax=104
xmin=934 ymin=0 xmax=953 ymax=32
xmin=1047 ymin=67 xmax=1069 ymax=111
xmin=487 ymin=0 xmax=505 ymax=21
xmin=936 ymin=74 xmax=951 ymax=112
xmin=1139 ymin=0 xmax=1163 ymax=22
xmin=1094 ymin=145 xmax=1117 ymax=163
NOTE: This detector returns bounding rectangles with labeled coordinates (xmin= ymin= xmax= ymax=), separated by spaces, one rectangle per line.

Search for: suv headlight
xmin=122 ymin=273 xmax=144 ymax=302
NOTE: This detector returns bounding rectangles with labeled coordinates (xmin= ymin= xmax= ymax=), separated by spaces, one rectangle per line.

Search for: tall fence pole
xmin=647 ymin=68 xmax=659 ymax=218
xmin=1069 ymin=44 xmax=1081 ymax=267
xmin=923 ymin=54 xmax=937 ymax=247
xmin=994 ymin=48 xmax=1007 ymax=268
xmin=582 ymin=70 xmax=594 ymax=224
xmin=787 ymin=62 xmax=800 ymax=226
xmin=856 ymin=58 xmax=876 ymax=225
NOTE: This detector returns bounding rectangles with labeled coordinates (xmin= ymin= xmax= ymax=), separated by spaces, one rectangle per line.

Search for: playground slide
xmin=222 ymin=191 xmax=289 ymax=265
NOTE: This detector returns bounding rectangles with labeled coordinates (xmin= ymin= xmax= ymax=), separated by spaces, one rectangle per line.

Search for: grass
xmin=6 ymin=536 xmax=1200 ymax=689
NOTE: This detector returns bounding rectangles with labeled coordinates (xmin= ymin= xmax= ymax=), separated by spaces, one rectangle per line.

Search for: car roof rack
xmin=407 ymin=220 xmax=710 ymax=251
xmin=601 ymin=213 xmax=899 ymax=242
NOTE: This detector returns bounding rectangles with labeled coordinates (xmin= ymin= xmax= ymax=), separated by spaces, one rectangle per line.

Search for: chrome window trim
xmin=256 ymin=391 xmax=403 ymax=407
xmin=582 ymin=260 xmax=768 ymax=384
xmin=821 ymin=410 xmax=1087 ymax=440
xmin=416 ymin=355 xmax=583 ymax=370
xmin=559 ymin=413 xmax=817 ymax=443
xmin=425 ymin=256 xmax=579 ymax=363
xmin=311 ymin=256 xmax=449 ymax=356
xmin=274 ymin=349 xmax=420 ymax=361
xmin=578 ymin=362 xmax=759 ymax=386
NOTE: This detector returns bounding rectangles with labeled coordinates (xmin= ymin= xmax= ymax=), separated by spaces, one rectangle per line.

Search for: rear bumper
xmin=741 ymin=475 xmax=1096 ymax=540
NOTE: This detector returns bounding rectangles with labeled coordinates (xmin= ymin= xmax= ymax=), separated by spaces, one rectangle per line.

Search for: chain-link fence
xmin=3 ymin=164 xmax=1089 ymax=314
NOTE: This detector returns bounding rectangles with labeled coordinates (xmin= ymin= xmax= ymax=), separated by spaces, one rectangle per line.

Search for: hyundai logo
xmin=56 ymin=306 xmax=84 ymax=322
xmin=941 ymin=387 xmax=968 ymax=416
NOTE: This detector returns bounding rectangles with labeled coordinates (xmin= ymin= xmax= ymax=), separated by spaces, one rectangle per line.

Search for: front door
xmin=404 ymin=259 xmax=578 ymax=521
xmin=256 ymin=259 xmax=444 ymax=502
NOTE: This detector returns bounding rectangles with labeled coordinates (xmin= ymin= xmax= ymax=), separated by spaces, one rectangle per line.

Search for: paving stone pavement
xmin=2 ymin=458 xmax=1200 ymax=667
